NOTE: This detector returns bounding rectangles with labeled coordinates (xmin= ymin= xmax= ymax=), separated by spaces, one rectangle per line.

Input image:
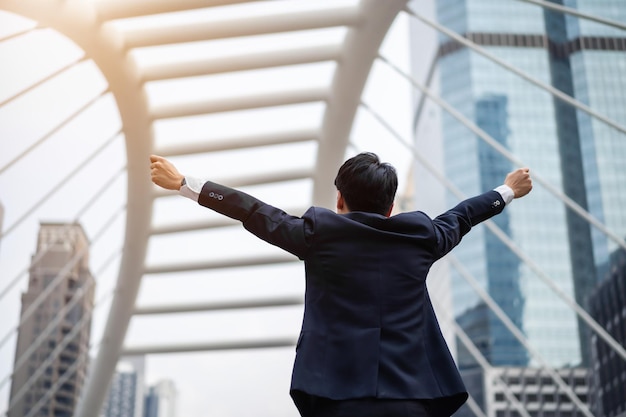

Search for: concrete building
xmin=487 ymin=367 xmax=589 ymax=417
xmin=8 ymin=223 xmax=95 ymax=417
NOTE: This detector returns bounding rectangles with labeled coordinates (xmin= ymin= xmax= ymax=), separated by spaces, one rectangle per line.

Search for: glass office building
xmin=432 ymin=0 xmax=626 ymax=376
xmin=588 ymin=245 xmax=626 ymax=417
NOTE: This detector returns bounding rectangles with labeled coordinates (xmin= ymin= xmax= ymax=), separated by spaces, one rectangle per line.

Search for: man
xmin=150 ymin=152 xmax=532 ymax=417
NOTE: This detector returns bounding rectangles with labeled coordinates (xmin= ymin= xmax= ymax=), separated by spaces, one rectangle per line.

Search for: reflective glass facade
xmin=432 ymin=0 xmax=626 ymax=376
xmin=566 ymin=0 xmax=626 ymax=267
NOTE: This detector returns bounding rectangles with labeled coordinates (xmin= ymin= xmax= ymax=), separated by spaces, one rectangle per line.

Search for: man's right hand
xmin=150 ymin=155 xmax=185 ymax=191
xmin=504 ymin=168 xmax=533 ymax=198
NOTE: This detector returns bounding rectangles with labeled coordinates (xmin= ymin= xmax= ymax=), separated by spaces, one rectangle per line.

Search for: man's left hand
xmin=150 ymin=155 xmax=185 ymax=190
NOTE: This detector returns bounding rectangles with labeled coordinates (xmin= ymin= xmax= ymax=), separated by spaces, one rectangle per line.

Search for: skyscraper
xmin=588 ymin=245 xmax=626 ymax=417
xmin=101 ymin=364 xmax=138 ymax=417
xmin=410 ymin=0 xmax=625 ymax=414
xmin=101 ymin=356 xmax=146 ymax=417
xmin=8 ymin=223 xmax=95 ymax=417
xmin=543 ymin=0 xmax=626 ymax=365
xmin=144 ymin=380 xmax=177 ymax=417
xmin=432 ymin=0 xmax=626 ymax=364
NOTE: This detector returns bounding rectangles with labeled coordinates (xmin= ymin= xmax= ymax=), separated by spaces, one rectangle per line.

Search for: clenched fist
xmin=150 ymin=155 xmax=185 ymax=191
xmin=504 ymin=168 xmax=533 ymax=199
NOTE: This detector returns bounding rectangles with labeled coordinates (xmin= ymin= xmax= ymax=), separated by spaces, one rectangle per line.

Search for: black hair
xmin=334 ymin=152 xmax=398 ymax=215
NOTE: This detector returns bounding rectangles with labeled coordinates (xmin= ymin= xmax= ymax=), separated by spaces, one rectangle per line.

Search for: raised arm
xmin=148 ymin=154 xmax=311 ymax=259
xmin=432 ymin=167 xmax=532 ymax=258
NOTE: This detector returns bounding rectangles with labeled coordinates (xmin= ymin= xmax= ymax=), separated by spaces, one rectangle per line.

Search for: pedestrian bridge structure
xmin=0 ymin=1 xmax=624 ymax=416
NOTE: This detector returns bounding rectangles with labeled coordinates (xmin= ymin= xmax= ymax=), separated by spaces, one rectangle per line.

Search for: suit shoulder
xmin=391 ymin=210 xmax=433 ymax=225
xmin=394 ymin=210 xmax=431 ymax=219
xmin=303 ymin=206 xmax=336 ymax=219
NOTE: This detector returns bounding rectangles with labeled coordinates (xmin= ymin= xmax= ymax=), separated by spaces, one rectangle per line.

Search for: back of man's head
xmin=334 ymin=152 xmax=398 ymax=215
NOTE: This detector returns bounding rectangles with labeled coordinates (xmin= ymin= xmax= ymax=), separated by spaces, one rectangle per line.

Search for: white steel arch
xmin=0 ymin=0 xmax=409 ymax=414
xmin=0 ymin=3 xmax=153 ymax=416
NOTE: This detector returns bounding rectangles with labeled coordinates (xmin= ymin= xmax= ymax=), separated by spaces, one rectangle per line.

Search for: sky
xmin=0 ymin=2 xmax=424 ymax=416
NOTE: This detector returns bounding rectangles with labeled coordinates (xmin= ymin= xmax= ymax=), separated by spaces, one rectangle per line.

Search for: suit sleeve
xmin=197 ymin=181 xmax=312 ymax=259
xmin=431 ymin=190 xmax=505 ymax=259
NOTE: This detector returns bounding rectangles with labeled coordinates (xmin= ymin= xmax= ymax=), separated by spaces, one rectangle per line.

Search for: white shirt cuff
xmin=494 ymin=184 xmax=514 ymax=205
xmin=179 ymin=176 xmax=205 ymax=202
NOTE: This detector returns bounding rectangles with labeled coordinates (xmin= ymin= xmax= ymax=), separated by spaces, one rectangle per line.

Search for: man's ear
xmin=385 ymin=203 xmax=394 ymax=218
xmin=336 ymin=191 xmax=347 ymax=214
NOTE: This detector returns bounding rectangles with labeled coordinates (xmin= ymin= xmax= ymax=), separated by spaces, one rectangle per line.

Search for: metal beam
xmin=121 ymin=337 xmax=297 ymax=355
xmin=151 ymin=167 xmax=314 ymax=200
xmin=134 ymin=295 xmax=303 ymax=315
xmin=140 ymin=43 xmax=343 ymax=82
xmin=149 ymin=86 xmax=329 ymax=119
xmin=156 ymin=127 xmax=319 ymax=157
xmin=0 ymin=52 xmax=86 ymax=108
xmin=96 ymin=0 xmax=257 ymax=21
xmin=211 ymin=167 xmax=315 ymax=188
xmin=144 ymin=253 xmax=299 ymax=274
xmin=122 ymin=4 xmax=362 ymax=48
xmin=0 ymin=85 xmax=105 ymax=177
xmin=151 ymin=216 xmax=238 ymax=235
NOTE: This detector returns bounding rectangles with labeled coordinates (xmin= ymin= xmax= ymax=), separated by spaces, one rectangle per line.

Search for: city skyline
xmin=415 ymin=0 xmax=626 ymax=415
xmin=431 ymin=0 xmax=625 ymax=367
xmin=1 ymin=0 xmax=624 ymax=416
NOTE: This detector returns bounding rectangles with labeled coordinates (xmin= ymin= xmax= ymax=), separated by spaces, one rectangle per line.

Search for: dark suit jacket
xmin=198 ymin=181 xmax=506 ymax=417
